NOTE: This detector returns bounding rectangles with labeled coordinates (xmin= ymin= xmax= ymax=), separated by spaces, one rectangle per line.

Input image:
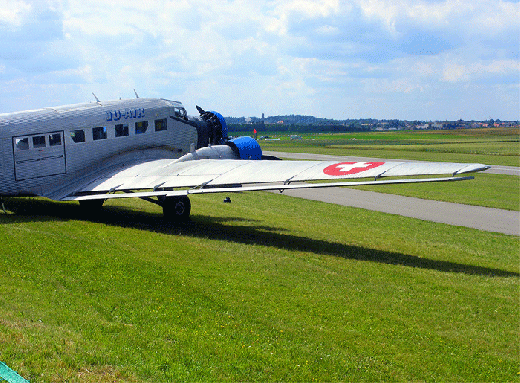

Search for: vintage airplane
xmin=0 ymin=97 xmax=489 ymax=220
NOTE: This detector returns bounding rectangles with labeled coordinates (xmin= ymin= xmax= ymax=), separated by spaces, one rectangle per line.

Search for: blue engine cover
xmin=209 ymin=111 xmax=228 ymax=142
xmin=229 ymin=136 xmax=262 ymax=160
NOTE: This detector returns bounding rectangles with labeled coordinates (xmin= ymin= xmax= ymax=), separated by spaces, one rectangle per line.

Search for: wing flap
xmin=381 ymin=162 xmax=490 ymax=177
xmin=62 ymin=176 xmax=475 ymax=202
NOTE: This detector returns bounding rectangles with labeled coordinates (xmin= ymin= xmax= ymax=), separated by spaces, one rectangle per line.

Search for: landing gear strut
xmin=161 ymin=196 xmax=191 ymax=221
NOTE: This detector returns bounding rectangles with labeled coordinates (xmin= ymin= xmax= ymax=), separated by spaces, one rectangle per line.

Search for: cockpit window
xmin=174 ymin=107 xmax=186 ymax=118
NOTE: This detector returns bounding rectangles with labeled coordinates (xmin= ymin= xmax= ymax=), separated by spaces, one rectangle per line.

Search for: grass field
xmin=1 ymin=128 xmax=518 ymax=382
xmin=1 ymin=195 xmax=518 ymax=382
xmin=256 ymin=127 xmax=520 ymax=167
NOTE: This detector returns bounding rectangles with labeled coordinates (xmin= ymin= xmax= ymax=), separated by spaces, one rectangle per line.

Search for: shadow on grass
xmin=2 ymin=197 xmax=518 ymax=278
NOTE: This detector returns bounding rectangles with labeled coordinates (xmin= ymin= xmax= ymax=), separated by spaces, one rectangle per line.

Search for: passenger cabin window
xmin=135 ymin=121 xmax=148 ymax=134
xmin=93 ymin=126 xmax=107 ymax=140
xmin=71 ymin=129 xmax=86 ymax=143
xmin=155 ymin=118 xmax=167 ymax=132
xmin=15 ymin=137 xmax=29 ymax=150
xmin=115 ymin=123 xmax=129 ymax=137
xmin=32 ymin=135 xmax=46 ymax=148
xmin=49 ymin=133 xmax=62 ymax=146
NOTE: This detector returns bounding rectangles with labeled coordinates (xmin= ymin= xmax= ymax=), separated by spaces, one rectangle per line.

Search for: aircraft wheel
xmin=162 ymin=196 xmax=191 ymax=221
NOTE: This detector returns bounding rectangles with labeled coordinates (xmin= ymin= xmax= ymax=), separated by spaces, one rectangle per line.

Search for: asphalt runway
xmin=264 ymin=151 xmax=519 ymax=236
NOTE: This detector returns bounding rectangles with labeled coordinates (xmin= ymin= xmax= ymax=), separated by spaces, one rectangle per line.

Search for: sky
xmin=0 ymin=0 xmax=519 ymax=121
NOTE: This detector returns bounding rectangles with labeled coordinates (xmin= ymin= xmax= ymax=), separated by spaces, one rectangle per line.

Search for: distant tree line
xmin=225 ymin=114 xmax=518 ymax=133
xmin=227 ymin=123 xmax=372 ymax=134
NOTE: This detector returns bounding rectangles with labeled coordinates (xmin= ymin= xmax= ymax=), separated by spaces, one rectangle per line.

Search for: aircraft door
xmin=13 ymin=131 xmax=66 ymax=181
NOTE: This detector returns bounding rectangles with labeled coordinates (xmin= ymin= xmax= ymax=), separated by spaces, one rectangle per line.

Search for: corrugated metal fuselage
xmin=0 ymin=98 xmax=198 ymax=199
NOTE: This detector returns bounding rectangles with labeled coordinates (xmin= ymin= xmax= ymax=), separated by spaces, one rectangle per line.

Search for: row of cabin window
xmin=71 ymin=118 xmax=168 ymax=143
xmin=15 ymin=132 xmax=62 ymax=151
xmin=13 ymin=118 xmax=167 ymax=151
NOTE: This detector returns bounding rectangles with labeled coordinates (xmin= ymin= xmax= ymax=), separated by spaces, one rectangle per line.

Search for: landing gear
xmin=161 ymin=196 xmax=191 ymax=221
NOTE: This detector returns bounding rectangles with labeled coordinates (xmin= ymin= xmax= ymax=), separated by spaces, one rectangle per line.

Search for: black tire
xmin=162 ymin=196 xmax=191 ymax=221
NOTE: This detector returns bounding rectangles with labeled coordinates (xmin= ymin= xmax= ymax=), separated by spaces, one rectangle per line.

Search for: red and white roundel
xmin=323 ymin=162 xmax=385 ymax=176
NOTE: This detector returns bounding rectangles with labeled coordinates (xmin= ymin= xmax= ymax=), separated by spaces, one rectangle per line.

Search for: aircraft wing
xmin=60 ymin=158 xmax=489 ymax=202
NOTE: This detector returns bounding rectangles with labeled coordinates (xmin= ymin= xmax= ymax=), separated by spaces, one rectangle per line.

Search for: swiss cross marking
xmin=323 ymin=162 xmax=385 ymax=176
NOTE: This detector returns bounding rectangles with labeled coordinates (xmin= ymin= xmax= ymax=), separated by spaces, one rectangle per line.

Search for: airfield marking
xmin=264 ymin=151 xmax=519 ymax=236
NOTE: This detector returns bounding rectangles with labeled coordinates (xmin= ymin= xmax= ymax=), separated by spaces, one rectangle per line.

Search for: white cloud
xmin=266 ymin=0 xmax=340 ymax=35
xmin=443 ymin=59 xmax=520 ymax=83
xmin=0 ymin=0 xmax=32 ymax=27
xmin=443 ymin=62 xmax=469 ymax=82
xmin=0 ymin=0 xmax=518 ymax=120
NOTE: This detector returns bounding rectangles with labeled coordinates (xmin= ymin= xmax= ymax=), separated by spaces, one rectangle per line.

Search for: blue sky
xmin=0 ymin=0 xmax=519 ymax=120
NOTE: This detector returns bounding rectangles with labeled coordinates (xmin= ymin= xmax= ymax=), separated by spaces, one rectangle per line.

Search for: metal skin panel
xmin=66 ymin=158 xmax=489 ymax=198
xmin=0 ymin=98 xmax=198 ymax=198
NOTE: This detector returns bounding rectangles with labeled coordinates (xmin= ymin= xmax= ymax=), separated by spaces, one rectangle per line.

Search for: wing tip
xmin=454 ymin=164 xmax=491 ymax=175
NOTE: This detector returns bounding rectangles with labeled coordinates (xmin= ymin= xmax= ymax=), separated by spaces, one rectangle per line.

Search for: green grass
xmin=350 ymin=173 xmax=519 ymax=211
xmin=1 ymin=127 xmax=518 ymax=381
xmin=0 ymin=195 xmax=518 ymax=382
xmin=259 ymin=128 xmax=520 ymax=166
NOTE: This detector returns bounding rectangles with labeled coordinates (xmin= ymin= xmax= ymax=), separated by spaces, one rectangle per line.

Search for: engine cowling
xmin=227 ymin=136 xmax=262 ymax=160
xmin=177 ymin=136 xmax=262 ymax=162
xmin=180 ymin=106 xmax=262 ymax=162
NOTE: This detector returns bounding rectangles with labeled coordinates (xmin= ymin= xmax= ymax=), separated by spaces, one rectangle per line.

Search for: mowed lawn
xmin=0 ymin=193 xmax=518 ymax=382
xmin=258 ymin=127 xmax=520 ymax=166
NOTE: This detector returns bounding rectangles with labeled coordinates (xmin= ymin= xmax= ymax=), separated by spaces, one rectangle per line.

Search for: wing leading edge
xmin=60 ymin=158 xmax=489 ymax=202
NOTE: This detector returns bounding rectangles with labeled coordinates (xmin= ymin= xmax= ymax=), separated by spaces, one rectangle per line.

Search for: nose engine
xmin=178 ymin=107 xmax=262 ymax=162
xmin=163 ymin=105 xmax=268 ymax=221
xmin=178 ymin=136 xmax=262 ymax=162
xmin=195 ymin=106 xmax=228 ymax=146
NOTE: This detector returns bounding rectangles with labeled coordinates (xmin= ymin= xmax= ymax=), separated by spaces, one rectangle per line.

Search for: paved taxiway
xmin=264 ymin=151 xmax=519 ymax=236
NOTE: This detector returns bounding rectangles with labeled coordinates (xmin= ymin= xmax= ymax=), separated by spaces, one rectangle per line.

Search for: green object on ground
xmin=0 ymin=362 xmax=29 ymax=383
